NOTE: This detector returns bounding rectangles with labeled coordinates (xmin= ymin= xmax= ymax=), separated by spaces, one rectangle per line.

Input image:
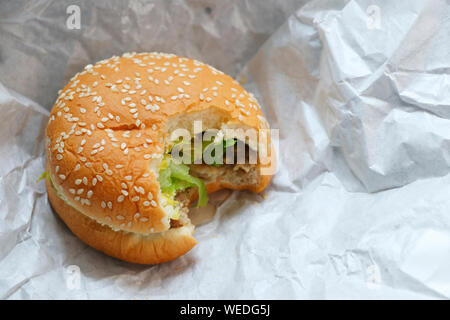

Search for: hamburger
xmin=41 ymin=52 xmax=274 ymax=264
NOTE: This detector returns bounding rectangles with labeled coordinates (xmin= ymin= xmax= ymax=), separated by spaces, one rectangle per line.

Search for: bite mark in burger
xmin=41 ymin=52 xmax=274 ymax=264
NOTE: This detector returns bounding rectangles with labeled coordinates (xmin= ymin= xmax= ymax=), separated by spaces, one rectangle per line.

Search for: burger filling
xmin=159 ymin=130 xmax=258 ymax=227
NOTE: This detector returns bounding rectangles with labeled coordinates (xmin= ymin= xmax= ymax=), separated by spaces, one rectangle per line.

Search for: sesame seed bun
xmin=46 ymin=177 xmax=197 ymax=264
xmin=45 ymin=52 xmax=274 ymax=264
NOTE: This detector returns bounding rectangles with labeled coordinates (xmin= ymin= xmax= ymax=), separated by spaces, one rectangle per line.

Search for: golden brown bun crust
xmin=45 ymin=52 xmax=272 ymax=236
xmin=46 ymin=178 xmax=197 ymax=264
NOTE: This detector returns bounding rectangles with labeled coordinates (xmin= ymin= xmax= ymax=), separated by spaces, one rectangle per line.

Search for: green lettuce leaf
xmin=170 ymin=136 xmax=237 ymax=166
xmin=158 ymin=158 xmax=208 ymax=207
xmin=223 ymin=138 xmax=237 ymax=148
xmin=36 ymin=171 xmax=50 ymax=183
xmin=199 ymin=137 xmax=237 ymax=166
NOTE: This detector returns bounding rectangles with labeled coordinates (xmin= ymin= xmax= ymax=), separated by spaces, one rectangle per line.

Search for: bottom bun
xmin=46 ymin=179 xmax=197 ymax=264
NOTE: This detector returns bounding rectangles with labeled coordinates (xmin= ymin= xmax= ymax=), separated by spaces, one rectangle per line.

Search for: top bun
xmin=45 ymin=52 xmax=272 ymax=236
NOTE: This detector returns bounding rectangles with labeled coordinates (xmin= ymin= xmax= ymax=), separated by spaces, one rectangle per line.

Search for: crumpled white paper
xmin=1 ymin=0 xmax=450 ymax=299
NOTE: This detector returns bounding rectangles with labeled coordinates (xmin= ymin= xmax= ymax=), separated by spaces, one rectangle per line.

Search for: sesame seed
xmin=75 ymin=179 xmax=82 ymax=185
xmin=87 ymin=190 xmax=93 ymax=198
xmin=117 ymin=195 xmax=124 ymax=203
xmin=101 ymin=201 xmax=106 ymax=208
xmin=117 ymin=215 xmax=125 ymax=220
xmin=125 ymin=176 xmax=132 ymax=181
xmin=132 ymin=196 xmax=140 ymax=202
xmin=107 ymin=201 xmax=112 ymax=209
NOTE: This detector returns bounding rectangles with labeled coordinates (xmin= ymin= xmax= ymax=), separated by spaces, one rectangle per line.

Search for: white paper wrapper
xmin=1 ymin=0 xmax=450 ymax=299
